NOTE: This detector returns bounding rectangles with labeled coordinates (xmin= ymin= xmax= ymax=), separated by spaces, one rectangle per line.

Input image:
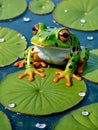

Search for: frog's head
xmin=31 ymin=23 xmax=71 ymax=48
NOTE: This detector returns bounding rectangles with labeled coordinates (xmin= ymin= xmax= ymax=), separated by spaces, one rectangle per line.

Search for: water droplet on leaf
xmin=64 ymin=9 xmax=68 ymax=13
xmin=21 ymin=36 xmax=25 ymax=39
xmin=82 ymin=110 xmax=89 ymax=116
xmin=80 ymin=19 xmax=86 ymax=24
xmin=8 ymin=103 xmax=16 ymax=108
xmin=0 ymin=38 xmax=5 ymax=42
xmin=78 ymin=92 xmax=86 ymax=97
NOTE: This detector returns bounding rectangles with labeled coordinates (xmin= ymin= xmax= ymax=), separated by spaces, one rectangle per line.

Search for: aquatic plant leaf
xmin=0 ymin=0 xmax=27 ymax=20
xmin=0 ymin=111 xmax=12 ymax=130
xmin=0 ymin=27 xmax=27 ymax=67
xmin=0 ymin=68 xmax=86 ymax=115
xmin=29 ymin=0 xmax=55 ymax=15
xmin=82 ymin=49 xmax=98 ymax=83
xmin=53 ymin=0 xmax=98 ymax=31
xmin=53 ymin=103 xmax=98 ymax=130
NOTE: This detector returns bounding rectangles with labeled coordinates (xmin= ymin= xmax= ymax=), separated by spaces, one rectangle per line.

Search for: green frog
xmin=14 ymin=23 xmax=89 ymax=87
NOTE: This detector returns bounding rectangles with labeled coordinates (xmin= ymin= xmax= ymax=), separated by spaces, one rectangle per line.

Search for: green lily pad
xmin=82 ymin=49 xmax=98 ymax=83
xmin=53 ymin=103 xmax=98 ymax=130
xmin=29 ymin=0 xmax=55 ymax=15
xmin=0 ymin=0 xmax=27 ymax=20
xmin=0 ymin=27 xmax=27 ymax=67
xmin=0 ymin=111 xmax=12 ymax=130
xmin=0 ymin=68 xmax=86 ymax=115
xmin=53 ymin=0 xmax=98 ymax=31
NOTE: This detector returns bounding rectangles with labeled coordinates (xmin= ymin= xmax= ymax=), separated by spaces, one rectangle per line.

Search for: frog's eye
xmin=58 ymin=29 xmax=70 ymax=42
xmin=32 ymin=24 xmax=39 ymax=35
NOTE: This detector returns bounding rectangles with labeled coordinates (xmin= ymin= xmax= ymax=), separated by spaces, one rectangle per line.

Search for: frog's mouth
xmin=31 ymin=42 xmax=71 ymax=52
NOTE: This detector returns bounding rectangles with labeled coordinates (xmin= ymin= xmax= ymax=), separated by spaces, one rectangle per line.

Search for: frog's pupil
xmin=61 ymin=33 xmax=69 ymax=38
xmin=55 ymin=43 xmax=58 ymax=47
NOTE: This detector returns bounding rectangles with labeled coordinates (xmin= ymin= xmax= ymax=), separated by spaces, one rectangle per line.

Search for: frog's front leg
xmin=53 ymin=54 xmax=82 ymax=87
xmin=15 ymin=46 xmax=45 ymax=81
xmin=14 ymin=47 xmax=31 ymax=68
xmin=34 ymin=61 xmax=47 ymax=68
xmin=14 ymin=60 xmax=25 ymax=68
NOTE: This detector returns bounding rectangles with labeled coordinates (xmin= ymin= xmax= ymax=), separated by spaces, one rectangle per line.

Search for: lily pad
xmin=29 ymin=0 xmax=55 ymax=15
xmin=0 ymin=27 xmax=27 ymax=67
xmin=53 ymin=0 xmax=98 ymax=31
xmin=82 ymin=49 xmax=98 ymax=83
xmin=0 ymin=0 xmax=27 ymax=20
xmin=0 ymin=68 xmax=86 ymax=115
xmin=53 ymin=103 xmax=98 ymax=130
xmin=0 ymin=111 xmax=12 ymax=130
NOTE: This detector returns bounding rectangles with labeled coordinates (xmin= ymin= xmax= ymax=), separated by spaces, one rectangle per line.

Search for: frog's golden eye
xmin=58 ymin=29 xmax=70 ymax=42
xmin=32 ymin=24 xmax=39 ymax=35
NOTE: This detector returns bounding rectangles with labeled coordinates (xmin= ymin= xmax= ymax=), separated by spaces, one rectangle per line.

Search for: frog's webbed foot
xmin=18 ymin=68 xmax=46 ymax=81
xmin=14 ymin=60 xmax=25 ymax=68
xmin=34 ymin=61 xmax=47 ymax=67
xmin=53 ymin=71 xmax=82 ymax=87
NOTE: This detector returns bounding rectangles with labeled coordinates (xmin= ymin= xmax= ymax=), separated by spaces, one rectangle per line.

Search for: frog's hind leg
xmin=14 ymin=46 xmax=34 ymax=68
xmin=77 ymin=47 xmax=89 ymax=73
xmin=54 ymin=54 xmax=82 ymax=87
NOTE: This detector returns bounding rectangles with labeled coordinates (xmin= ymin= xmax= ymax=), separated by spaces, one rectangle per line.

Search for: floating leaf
xmin=0 ymin=111 xmax=12 ymax=130
xmin=82 ymin=49 xmax=98 ymax=83
xmin=29 ymin=0 xmax=55 ymax=15
xmin=0 ymin=0 xmax=27 ymax=20
xmin=53 ymin=103 xmax=98 ymax=130
xmin=53 ymin=0 xmax=98 ymax=31
xmin=0 ymin=68 xmax=86 ymax=115
xmin=0 ymin=27 xmax=27 ymax=67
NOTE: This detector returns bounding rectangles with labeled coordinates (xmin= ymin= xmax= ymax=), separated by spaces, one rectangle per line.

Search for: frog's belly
xmin=34 ymin=46 xmax=71 ymax=65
